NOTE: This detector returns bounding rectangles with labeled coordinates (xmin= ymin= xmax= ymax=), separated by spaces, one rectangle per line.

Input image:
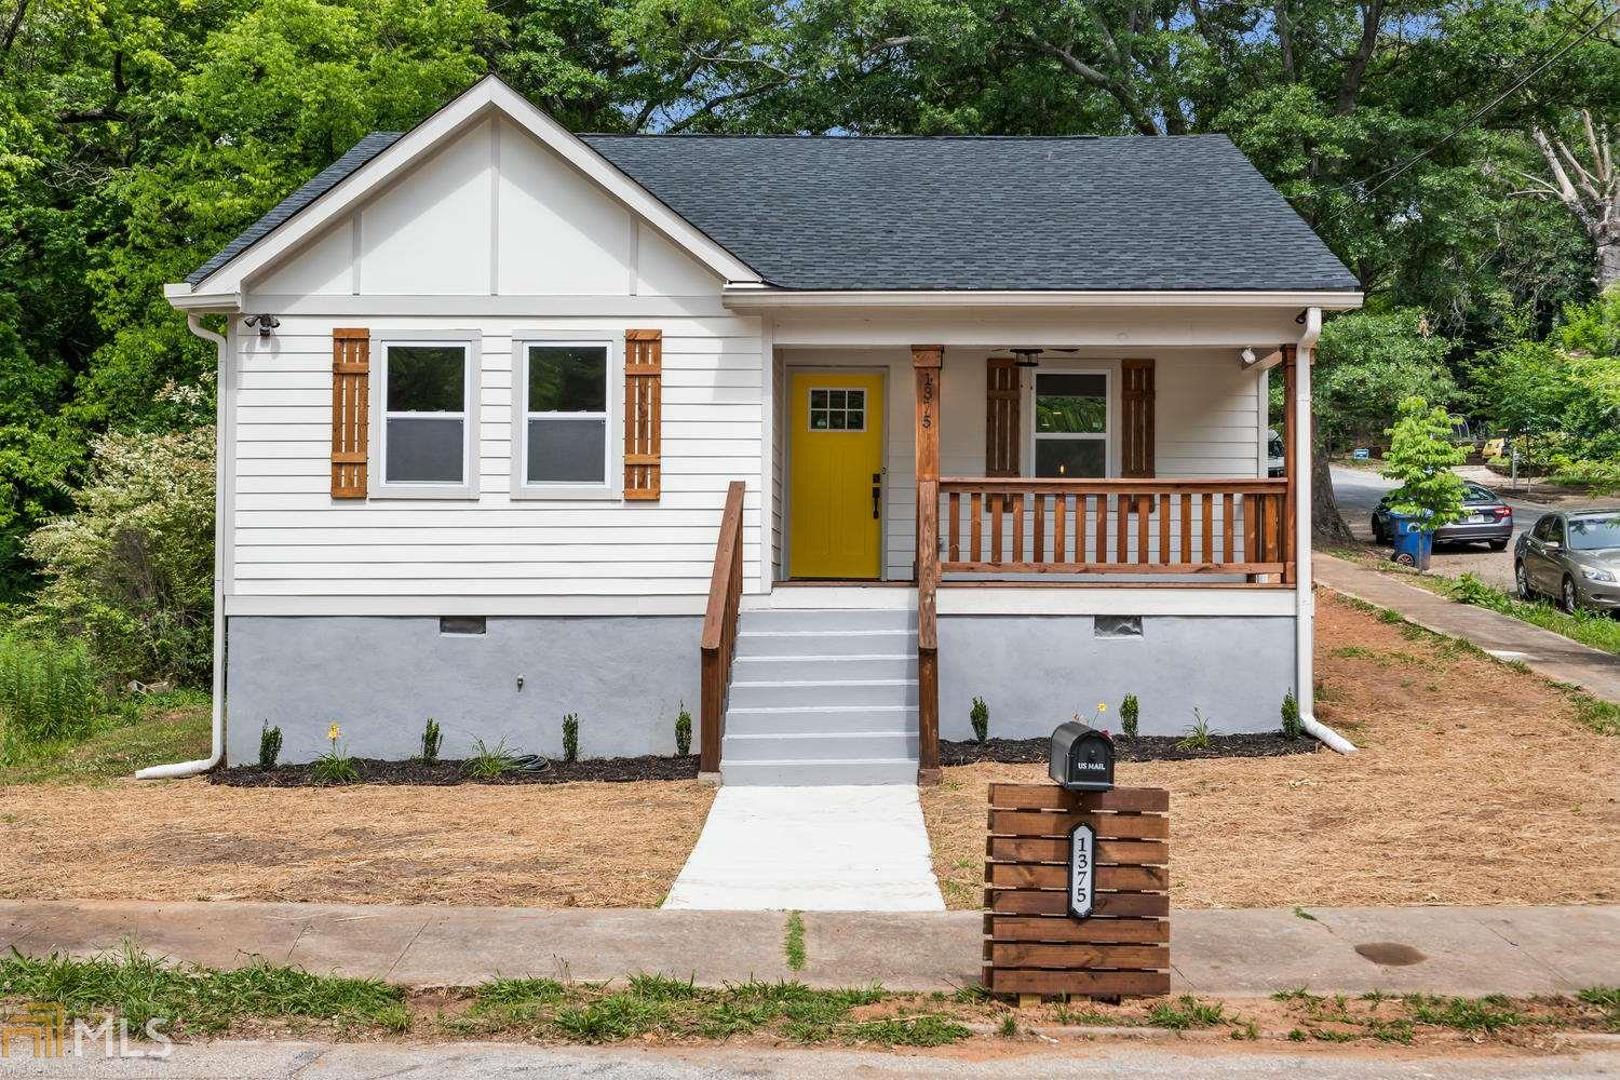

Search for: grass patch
xmin=784 ymin=911 xmax=806 ymax=971
xmin=1145 ymin=995 xmax=1225 ymax=1030
xmin=1577 ymin=987 xmax=1620 ymax=1032
xmin=0 ymin=633 xmax=134 ymax=766
xmin=0 ymin=944 xmax=407 ymax=1036
xmin=1404 ymin=993 xmax=1523 ymax=1033
xmin=1401 ymin=569 xmax=1620 ymax=657
xmin=0 ymin=691 xmax=208 ymax=784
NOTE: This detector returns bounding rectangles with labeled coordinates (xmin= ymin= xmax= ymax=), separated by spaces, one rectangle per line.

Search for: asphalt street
xmin=1330 ymin=464 xmax=1542 ymax=591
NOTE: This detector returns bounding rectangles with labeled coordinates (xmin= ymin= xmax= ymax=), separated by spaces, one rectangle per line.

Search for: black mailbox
xmin=1049 ymin=721 xmax=1115 ymax=792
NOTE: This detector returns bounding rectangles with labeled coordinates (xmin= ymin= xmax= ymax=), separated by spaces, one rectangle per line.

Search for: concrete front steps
xmin=721 ymin=608 xmax=920 ymax=786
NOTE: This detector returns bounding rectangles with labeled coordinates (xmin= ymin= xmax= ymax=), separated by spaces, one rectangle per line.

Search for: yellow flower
xmin=1096 ymin=703 xmax=1108 ymax=713
xmin=327 ymin=723 xmax=341 ymax=742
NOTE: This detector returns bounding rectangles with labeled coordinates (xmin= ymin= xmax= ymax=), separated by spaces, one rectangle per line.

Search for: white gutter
xmin=136 ymin=314 xmax=229 ymax=778
xmin=1294 ymin=307 xmax=1356 ymax=755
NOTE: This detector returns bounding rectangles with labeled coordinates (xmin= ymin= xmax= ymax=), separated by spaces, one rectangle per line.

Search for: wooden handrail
xmin=916 ymin=478 xmax=939 ymax=780
xmin=699 ymin=480 xmax=747 ymax=773
xmin=940 ymin=476 xmax=1287 ymax=494
xmin=936 ymin=476 xmax=1292 ymax=583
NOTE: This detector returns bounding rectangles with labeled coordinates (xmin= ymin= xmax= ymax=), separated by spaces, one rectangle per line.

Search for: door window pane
xmin=386 ymin=417 xmax=465 ymax=483
xmin=809 ymin=387 xmax=866 ymax=431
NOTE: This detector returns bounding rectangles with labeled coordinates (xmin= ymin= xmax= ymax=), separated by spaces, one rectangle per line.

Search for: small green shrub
xmin=969 ymin=696 xmax=989 ymax=744
xmin=311 ymin=723 xmax=358 ymax=785
xmin=1176 ymin=708 xmax=1213 ymax=751
xmin=420 ymin=718 xmax=442 ymax=764
xmin=258 ymin=721 xmax=282 ymax=769
xmin=562 ymin=713 xmax=579 ymax=763
xmin=1120 ymin=693 xmax=1140 ymax=738
xmin=465 ymin=738 xmax=518 ymax=780
xmin=0 ymin=633 xmax=121 ymax=762
xmin=675 ymin=703 xmax=692 ymax=757
xmin=1280 ymin=691 xmax=1302 ymax=740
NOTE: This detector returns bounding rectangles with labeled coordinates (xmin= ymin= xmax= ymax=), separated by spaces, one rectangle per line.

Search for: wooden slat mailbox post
xmin=983 ymin=783 xmax=1171 ymax=1001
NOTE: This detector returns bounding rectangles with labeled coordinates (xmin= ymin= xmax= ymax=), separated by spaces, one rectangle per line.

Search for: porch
xmin=702 ymin=331 xmax=1312 ymax=783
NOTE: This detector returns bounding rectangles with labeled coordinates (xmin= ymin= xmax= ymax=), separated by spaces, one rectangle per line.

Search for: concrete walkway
xmin=3 ymin=899 xmax=1614 ymax=997
xmin=1316 ymin=552 xmax=1620 ymax=703
xmin=662 ymin=785 xmax=945 ymax=912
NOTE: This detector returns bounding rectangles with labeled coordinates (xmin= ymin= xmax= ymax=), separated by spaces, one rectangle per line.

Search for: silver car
xmin=1514 ymin=511 xmax=1620 ymax=613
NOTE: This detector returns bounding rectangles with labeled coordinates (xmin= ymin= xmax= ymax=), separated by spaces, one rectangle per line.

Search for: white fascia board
xmin=167 ymin=76 xmax=760 ymax=303
xmin=723 ymin=288 xmax=1365 ymax=311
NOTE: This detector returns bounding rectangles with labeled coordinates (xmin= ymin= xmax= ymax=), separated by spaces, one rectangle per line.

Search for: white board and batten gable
xmin=202 ymin=81 xmax=771 ymax=618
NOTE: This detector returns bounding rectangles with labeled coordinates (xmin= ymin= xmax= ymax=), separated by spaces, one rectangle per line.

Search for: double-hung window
xmin=375 ymin=334 xmax=479 ymax=498
xmin=1033 ymin=371 xmax=1109 ymax=478
xmin=514 ymin=335 xmax=617 ymax=497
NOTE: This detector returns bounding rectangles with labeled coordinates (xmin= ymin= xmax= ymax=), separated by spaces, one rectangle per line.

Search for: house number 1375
xmin=1068 ymin=822 xmax=1096 ymax=920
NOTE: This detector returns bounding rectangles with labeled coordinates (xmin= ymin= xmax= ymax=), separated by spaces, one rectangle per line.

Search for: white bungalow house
xmin=152 ymin=75 xmax=1362 ymax=785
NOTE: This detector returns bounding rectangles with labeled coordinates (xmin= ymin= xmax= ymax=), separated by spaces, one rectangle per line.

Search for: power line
xmin=1359 ymin=0 xmax=1617 ymax=197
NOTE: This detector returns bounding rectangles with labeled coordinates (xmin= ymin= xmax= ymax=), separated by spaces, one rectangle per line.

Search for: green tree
xmin=1314 ymin=310 xmax=1459 ymax=451
xmin=1381 ymin=396 xmax=1467 ymax=528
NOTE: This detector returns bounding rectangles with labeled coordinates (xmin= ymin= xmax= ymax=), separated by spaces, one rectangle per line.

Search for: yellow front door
xmin=789 ymin=371 xmax=884 ymax=579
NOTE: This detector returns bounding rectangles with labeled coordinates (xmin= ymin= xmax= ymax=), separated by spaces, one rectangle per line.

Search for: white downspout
xmin=136 ymin=314 xmax=229 ymax=778
xmin=1294 ymin=307 xmax=1355 ymax=754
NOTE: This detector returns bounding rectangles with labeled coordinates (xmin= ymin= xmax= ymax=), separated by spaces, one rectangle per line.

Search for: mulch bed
xmin=211 ymin=754 xmax=701 ymax=787
xmin=939 ymin=733 xmax=1318 ymax=766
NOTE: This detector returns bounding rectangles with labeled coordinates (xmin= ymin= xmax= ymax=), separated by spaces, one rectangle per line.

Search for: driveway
xmin=1331 ymin=465 xmax=1537 ymax=591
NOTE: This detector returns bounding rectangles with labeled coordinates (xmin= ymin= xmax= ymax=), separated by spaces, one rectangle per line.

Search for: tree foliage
xmin=1381 ymin=396 xmax=1467 ymax=527
xmin=1 ymin=0 xmax=1618 ymax=598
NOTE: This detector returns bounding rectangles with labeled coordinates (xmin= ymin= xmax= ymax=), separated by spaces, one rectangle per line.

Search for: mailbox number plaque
xmin=1068 ymin=821 xmax=1096 ymax=920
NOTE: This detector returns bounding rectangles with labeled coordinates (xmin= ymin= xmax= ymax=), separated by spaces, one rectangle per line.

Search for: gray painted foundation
xmin=937 ymin=614 xmax=1296 ymax=739
xmin=226 ymin=615 xmax=701 ymax=765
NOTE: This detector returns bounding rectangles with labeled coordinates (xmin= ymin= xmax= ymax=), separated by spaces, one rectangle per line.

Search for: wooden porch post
xmin=913 ymin=345 xmax=943 ymax=784
xmin=1281 ymin=345 xmax=1298 ymax=584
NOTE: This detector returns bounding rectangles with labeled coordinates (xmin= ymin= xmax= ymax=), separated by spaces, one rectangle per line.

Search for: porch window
xmin=378 ymin=340 xmax=477 ymax=497
xmin=809 ymin=388 xmax=867 ymax=431
xmin=1033 ymin=372 xmax=1108 ymax=478
xmin=522 ymin=343 xmax=609 ymax=486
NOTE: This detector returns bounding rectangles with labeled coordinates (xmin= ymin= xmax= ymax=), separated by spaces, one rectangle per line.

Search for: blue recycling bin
xmin=1388 ymin=512 xmax=1433 ymax=570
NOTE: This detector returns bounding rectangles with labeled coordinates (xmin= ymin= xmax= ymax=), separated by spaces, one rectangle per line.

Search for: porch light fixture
xmin=1011 ymin=348 xmax=1042 ymax=368
xmin=244 ymin=314 xmax=280 ymax=338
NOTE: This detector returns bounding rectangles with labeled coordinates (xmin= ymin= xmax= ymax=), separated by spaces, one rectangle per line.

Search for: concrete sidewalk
xmin=1316 ymin=552 xmax=1620 ymax=703
xmin=2 ymin=899 xmax=1614 ymax=997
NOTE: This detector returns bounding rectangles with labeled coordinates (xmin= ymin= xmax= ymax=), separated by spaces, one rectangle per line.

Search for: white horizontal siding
xmin=229 ymin=313 xmax=764 ymax=611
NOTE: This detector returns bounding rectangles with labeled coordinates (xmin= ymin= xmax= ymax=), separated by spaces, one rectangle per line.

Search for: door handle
xmin=872 ymin=473 xmax=882 ymax=520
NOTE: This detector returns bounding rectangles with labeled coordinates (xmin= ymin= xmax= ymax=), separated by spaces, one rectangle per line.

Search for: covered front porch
xmin=702 ymin=299 xmax=1325 ymax=782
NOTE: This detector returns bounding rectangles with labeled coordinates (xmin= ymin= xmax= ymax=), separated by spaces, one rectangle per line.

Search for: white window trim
xmin=1026 ymin=365 xmax=1115 ymax=479
xmin=511 ymin=329 xmax=625 ymax=500
xmin=368 ymin=330 xmax=482 ymax=500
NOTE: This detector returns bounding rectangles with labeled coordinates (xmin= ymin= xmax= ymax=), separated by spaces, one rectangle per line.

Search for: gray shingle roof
xmin=582 ymin=134 xmax=1358 ymax=292
xmin=185 ymin=132 xmax=402 ymax=286
xmin=187 ymin=128 xmax=1359 ymax=293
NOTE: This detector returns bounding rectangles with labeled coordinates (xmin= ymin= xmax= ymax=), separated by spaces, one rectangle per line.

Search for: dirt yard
xmin=922 ymin=590 xmax=1620 ymax=909
xmin=0 ymin=780 xmax=714 ymax=908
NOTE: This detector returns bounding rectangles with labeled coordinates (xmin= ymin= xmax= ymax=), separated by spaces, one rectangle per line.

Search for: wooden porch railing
xmin=938 ymin=477 xmax=1291 ymax=581
xmin=699 ymin=480 xmax=747 ymax=773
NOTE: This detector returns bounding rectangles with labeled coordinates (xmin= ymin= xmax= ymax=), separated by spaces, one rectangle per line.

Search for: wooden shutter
xmin=624 ymin=329 xmax=662 ymax=500
xmin=331 ymin=328 xmax=370 ymax=498
xmin=985 ymin=356 xmax=1020 ymax=477
xmin=1121 ymin=357 xmax=1156 ymax=478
